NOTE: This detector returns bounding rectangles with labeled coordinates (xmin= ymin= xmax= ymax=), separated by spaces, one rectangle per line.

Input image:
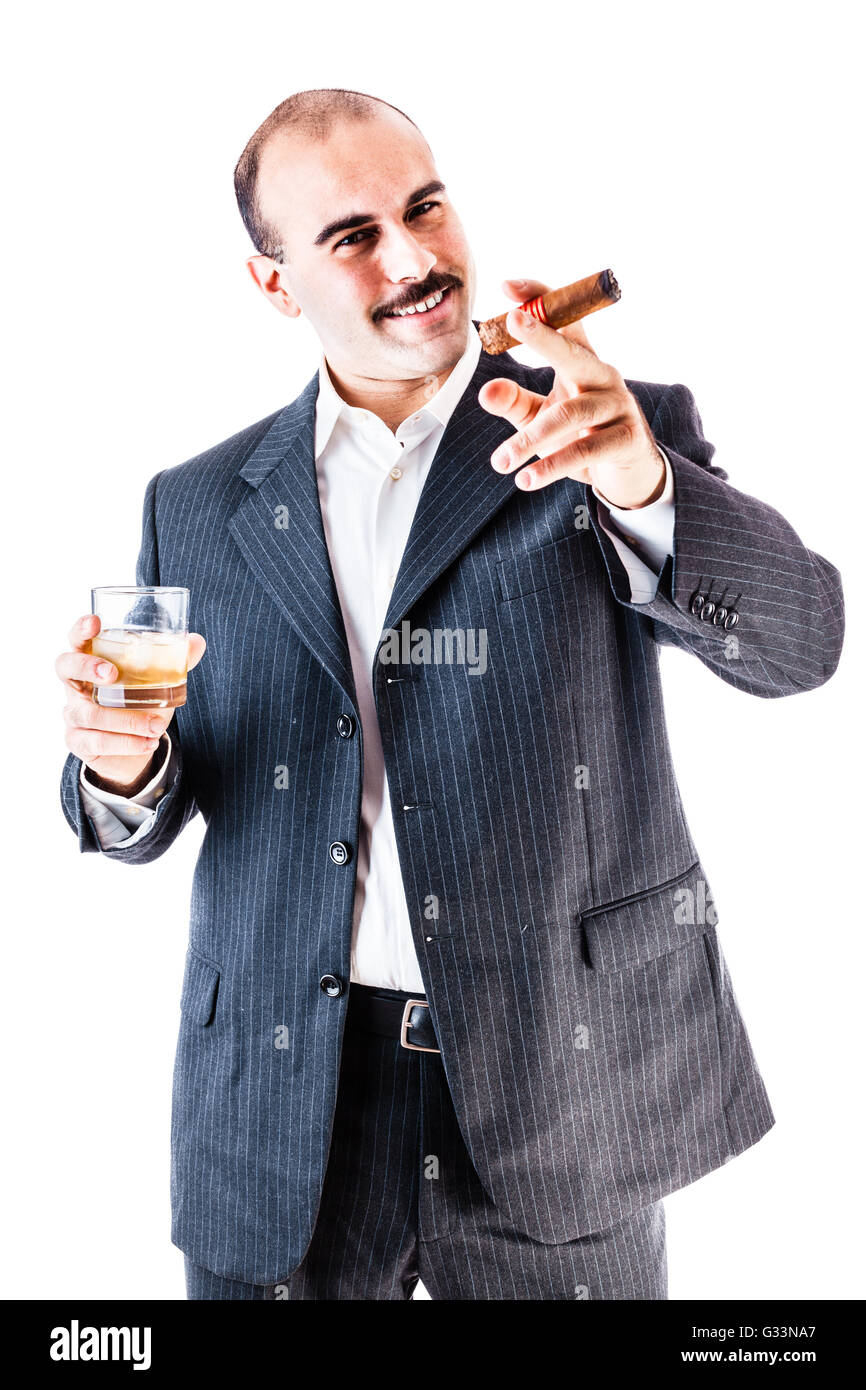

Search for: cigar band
xmin=519 ymin=295 xmax=551 ymax=326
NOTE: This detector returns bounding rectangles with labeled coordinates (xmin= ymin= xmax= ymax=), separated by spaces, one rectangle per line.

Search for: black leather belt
xmin=346 ymin=983 xmax=440 ymax=1054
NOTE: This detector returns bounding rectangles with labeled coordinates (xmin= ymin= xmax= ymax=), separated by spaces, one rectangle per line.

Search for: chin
xmin=387 ymin=322 xmax=469 ymax=378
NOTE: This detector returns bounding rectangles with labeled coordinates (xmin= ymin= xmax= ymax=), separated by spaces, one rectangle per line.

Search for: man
xmin=57 ymin=89 xmax=844 ymax=1300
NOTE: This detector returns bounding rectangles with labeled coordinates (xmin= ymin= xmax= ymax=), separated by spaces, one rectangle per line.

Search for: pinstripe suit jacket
xmin=61 ymin=344 xmax=844 ymax=1284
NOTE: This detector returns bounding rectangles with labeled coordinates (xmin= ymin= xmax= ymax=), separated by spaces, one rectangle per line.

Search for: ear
xmin=245 ymin=255 xmax=302 ymax=319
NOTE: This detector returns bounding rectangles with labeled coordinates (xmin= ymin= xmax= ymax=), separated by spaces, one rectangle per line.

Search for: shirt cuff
xmin=591 ymin=445 xmax=675 ymax=586
xmin=79 ymin=733 xmax=174 ymax=849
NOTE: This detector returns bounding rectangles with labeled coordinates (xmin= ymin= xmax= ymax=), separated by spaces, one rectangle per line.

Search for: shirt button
xmin=390 ymin=466 xmax=403 ymax=481
xmin=387 ymin=573 xmax=397 ymax=587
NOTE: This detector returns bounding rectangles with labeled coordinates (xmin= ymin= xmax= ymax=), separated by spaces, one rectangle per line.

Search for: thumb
xmin=502 ymin=279 xmax=597 ymax=356
xmin=187 ymin=633 xmax=207 ymax=672
xmin=502 ymin=277 xmax=551 ymax=302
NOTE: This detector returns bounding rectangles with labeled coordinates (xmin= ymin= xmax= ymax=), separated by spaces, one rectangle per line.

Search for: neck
xmin=324 ymin=359 xmax=458 ymax=434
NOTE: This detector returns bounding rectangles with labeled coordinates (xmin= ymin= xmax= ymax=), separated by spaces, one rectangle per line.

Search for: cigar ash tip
xmin=601 ymin=268 xmax=621 ymax=302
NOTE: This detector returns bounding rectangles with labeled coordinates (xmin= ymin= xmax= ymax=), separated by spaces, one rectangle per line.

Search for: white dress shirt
xmin=79 ymin=328 xmax=675 ymax=989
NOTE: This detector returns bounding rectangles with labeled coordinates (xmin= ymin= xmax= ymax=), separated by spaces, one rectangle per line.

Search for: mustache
xmin=373 ymin=272 xmax=463 ymax=323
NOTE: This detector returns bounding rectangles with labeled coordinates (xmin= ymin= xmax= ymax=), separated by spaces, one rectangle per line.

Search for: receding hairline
xmin=233 ymin=89 xmax=430 ymax=260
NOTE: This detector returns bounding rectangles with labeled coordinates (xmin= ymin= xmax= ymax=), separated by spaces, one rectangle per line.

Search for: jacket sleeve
xmin=586 ymin=382 xmax=845 ymax=697
xmin=59 ymin=471 xmax=200 ymax=861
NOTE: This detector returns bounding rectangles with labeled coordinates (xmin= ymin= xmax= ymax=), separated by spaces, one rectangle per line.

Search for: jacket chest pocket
xmin=580 ymin=861 xmax=715 ymax=972
xmin=497 ymin=532 xmax=592 ymax=605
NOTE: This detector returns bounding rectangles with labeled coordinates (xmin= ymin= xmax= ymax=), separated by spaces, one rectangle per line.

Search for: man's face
xmin=254 ymin=111 xmax=476 ymax=381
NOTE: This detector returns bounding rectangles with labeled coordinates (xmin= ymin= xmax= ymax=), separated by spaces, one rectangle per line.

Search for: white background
xmin=3 ymin=0 xmax=862 ymax=1300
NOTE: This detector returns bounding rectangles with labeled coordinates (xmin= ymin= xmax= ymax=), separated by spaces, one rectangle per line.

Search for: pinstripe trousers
xmin=184 ymin=985 xmax=667 ymax=1300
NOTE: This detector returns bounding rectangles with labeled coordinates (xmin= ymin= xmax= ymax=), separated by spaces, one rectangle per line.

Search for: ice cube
xmin=124 ymin=639 xmax=154 ymax=674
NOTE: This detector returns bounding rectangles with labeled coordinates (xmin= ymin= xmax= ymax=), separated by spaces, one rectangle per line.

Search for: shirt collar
xmin=314 ymin=323 xmax=482 ymax=460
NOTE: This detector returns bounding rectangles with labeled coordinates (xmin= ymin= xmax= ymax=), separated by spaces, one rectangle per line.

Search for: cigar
xmin=478 ymin=269 xmax=621 ymax=355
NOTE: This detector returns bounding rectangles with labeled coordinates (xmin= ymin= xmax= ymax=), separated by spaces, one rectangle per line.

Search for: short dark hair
xmin=233 ymin=89 xmax=423 ymax=262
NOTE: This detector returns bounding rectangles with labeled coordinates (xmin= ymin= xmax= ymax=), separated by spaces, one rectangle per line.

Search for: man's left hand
xmin=479 ymin=278 xmax=666 ymax=509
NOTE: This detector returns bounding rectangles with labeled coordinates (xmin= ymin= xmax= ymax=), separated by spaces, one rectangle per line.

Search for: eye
xmin=408 ymin=200 xmax=440 ymax=219
xmin=335 ymin=228 xmax=374 ymax=249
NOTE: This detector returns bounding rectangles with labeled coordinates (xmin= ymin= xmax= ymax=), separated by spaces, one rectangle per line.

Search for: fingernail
xmin=518 ymin=470 xmax=535 ymax=488
xmin=97 ymin=662 xmax=114 ymax=678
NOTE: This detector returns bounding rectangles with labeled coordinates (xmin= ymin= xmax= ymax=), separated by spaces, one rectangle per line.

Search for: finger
xmin=55 ymin=648 xmax=117 ymax=690
xmin=502 ymin=279 xmax=592 ymax=351
xmin=514 ymin=419 xmax=635 ymax=491
xmin=502 ymin=283 xmax=595 ymax=353
xmin=506 ymin=307 xmax=614 ymax=386
xmin=68 ymin=612 xmax=101 ymax=651
xmin=65 ymin=701 xmax=172 ymax=739
xmin=548 ymin=310 xmax=595 ymax=352
xmin=501 ymin=277 xmax=552 ymax=302
xmin=66 ymin=727 xmax=163 ymax=762
xmin=58 ymin=629 xmax=205 ymax=684
xmin=478 ymin=377 xmax=547 ymax=430
xmin=490 ymin=390 xmax=620 ymax=473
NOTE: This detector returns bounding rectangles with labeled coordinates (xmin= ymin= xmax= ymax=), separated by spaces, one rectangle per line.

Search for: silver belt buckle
xmin=399 ymin=998 xmax=439 ymax=1053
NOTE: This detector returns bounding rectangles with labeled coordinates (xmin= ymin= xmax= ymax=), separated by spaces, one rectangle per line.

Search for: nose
xmin=378 ymin=221 xmax=437 ymax=284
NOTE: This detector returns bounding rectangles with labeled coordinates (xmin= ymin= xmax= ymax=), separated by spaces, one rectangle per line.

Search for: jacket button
xmin=336 ymin=714 xmax=356 ymax=738
xmin=320 ymin=974 xmax=345 ymax=997
xmin=329 ymin=841 xmax=351 ymax=865
xmin=724 ymin=610 xmax=739 ymax=629
xmin=712 ymin=605 xmax=728 ymax=625
xmin=700 ymin=600 xmax=716 ymax=621
xmin=691 ymin=595 xmax=705 ymax=616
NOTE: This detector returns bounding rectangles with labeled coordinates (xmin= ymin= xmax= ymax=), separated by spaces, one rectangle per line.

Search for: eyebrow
xmin=313 ymin=181 xmax=446 ymax=247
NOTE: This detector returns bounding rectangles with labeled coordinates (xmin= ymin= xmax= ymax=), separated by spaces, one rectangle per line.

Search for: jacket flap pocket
xmin=581 ymin=861 xmax=714 ymax=972
xmin=498 ymin=532 xmax=590 ymax=603
xmin=180 ymin=947 xmax=221 ymax=1025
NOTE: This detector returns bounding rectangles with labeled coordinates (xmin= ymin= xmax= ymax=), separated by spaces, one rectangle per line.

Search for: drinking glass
xmin=88 ymin=586 xmax=190 ymax=709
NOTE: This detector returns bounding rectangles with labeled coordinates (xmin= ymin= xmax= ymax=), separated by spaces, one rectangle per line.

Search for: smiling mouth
xmin=382 ymin=285 xmax=454 ymax=319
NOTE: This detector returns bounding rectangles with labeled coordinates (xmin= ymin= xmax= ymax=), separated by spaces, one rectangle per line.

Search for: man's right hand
xmin=57 ymin=613 xmax=207 ymax=793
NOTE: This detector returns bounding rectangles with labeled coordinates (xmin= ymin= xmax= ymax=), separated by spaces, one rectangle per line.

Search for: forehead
xmin=258 ymin=113 xmax=439 ymax=248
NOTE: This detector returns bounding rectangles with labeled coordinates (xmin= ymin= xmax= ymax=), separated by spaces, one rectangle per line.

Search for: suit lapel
xmin=229 ymin=374 xmax=358 ymax=705
xmin=228 ymin=349 xmax=528 ymax=706
xmin=380 ymin=349 xmax=520 ymax=638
